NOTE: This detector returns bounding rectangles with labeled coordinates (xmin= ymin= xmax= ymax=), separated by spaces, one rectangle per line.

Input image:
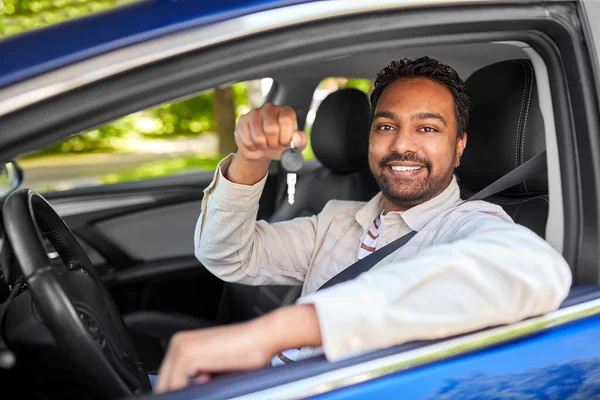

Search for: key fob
xmin=281 ymin=148 xmax=304 ymax=172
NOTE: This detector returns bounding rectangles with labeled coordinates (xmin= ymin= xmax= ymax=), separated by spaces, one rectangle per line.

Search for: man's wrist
xmin=224 ymin=152 xmax=271 ymax=186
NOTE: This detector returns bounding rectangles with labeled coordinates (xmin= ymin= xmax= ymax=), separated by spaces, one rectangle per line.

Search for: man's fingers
xmin=192 ymin=374 xmax=212 ymax=385
xmin=261 ymin=103 xmax=281 ymax=149
xmin=235 ymin=117 xmax=257 ymax=152
xmin=278 ymin=105 xmax=297 ymax=147
xmin=167 ymin=359 xmax=194 ymax=393
xmin=292 ymin=131 xmax=309 ymax=151
xmin=247 ymin=111 xmax=268 ymax=151
xmin=155 ymin=333 xmax=201 ymax=393
xmin=235 ymin=104 xmax=301 ymax=161
xmin=154 ymin=337 xmax=178 ymax=393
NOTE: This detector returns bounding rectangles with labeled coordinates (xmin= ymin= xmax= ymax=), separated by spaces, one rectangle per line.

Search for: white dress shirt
xmin=195 ymin=155 xmax=572 ymax=362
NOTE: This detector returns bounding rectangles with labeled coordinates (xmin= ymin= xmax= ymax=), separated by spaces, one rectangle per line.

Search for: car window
xmin=304 ymin=77 xmax=372 ymax=160
xmin=17 ymin=78 xmax=273 ymax=192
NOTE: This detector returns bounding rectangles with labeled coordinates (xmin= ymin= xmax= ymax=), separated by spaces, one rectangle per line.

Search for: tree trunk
xmin=214 ymin=87 xmax=237 ymax=155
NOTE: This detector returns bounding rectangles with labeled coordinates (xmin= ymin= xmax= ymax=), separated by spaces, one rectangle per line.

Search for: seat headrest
xmin=311 ymin=88 xmax=372 ymax=173
xmin=457 ymin=59 xmax=547 ymax=194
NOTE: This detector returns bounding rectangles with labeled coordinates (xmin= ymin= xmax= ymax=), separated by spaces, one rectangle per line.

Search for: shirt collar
xmin=355 ymin=175 xmax=461 ymax=232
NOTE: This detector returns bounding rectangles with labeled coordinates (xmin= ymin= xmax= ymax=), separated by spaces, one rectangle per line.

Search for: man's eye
xmin=378 ymin=124 xmax=394 ymax=131
xmin=419 ymin=127 xmax=437 ymax=133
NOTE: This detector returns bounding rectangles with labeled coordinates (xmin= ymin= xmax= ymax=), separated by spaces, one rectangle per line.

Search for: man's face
xmin=368 ymin=77 xmax=467 ymax=211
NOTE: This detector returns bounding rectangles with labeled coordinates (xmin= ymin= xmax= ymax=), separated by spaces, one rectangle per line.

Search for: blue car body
xmin=2 ymin=1 xmax=600 ymax=399
xmin=0 ymin=0 xmax=311 ymax=88
xmin=317 ymin=314 xmax=600 ymax=399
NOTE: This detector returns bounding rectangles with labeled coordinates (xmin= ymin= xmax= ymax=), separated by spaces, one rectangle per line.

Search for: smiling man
xmin=154 ymin=57 xmax=571 ymax=392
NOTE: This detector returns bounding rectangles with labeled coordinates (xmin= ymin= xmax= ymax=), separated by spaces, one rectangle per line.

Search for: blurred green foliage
xmin=345 ymin=78 xmax=372 ymax=93
xmin=23 ymin=84 xmax=253 ymax=157
xmin=1 ymin=0 xmax=138 ymax=38
xmin=99 ymin=155 xmax=223 ymax=185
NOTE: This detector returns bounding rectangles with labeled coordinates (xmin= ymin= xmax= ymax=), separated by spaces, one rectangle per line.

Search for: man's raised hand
xmin=226 ymin=103 xmax=308 ymax=185
xmin=235 ymin=103 xmax=308 ymax=161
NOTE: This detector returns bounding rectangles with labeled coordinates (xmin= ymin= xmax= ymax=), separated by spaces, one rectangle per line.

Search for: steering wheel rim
xmin=2 ymin=189 xmax=150 ymax=397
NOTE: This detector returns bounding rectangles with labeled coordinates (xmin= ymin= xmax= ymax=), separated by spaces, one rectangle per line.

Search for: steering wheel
xmin=2 ymin=189 xmax=150 ymax=397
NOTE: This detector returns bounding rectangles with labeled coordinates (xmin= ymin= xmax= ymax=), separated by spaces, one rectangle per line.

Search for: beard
xmin=371 ymin=152 xmax=455 ymax=206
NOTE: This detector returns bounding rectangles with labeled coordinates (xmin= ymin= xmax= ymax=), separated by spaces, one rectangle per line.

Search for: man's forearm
xmin=297 ymin=218 xmax=571 ymax=362
xmin=255 ymin=304 xmax=322 ymax=355
xmin=154 ymin=304 xmax=322 ymax=393
xmin=195 ymin=155 xmax=315 ymax=286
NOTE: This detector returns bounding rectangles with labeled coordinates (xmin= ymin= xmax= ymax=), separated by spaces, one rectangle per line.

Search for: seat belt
xmin=464 ymin=150 xmax=547 ymax=202
xmin=317 ymin=150 xmax=547 ymax=291
xmin=318 ymin=231 xmax=417 ymax=291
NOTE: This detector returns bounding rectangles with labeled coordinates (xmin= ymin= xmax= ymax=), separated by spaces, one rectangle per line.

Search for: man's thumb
xmin=292 ymin=131 xmax=308 ymax=151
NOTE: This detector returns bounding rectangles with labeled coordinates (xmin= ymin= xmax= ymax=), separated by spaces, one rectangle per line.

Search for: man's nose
xmin=390 ymin=128 xmax=418 ymax=154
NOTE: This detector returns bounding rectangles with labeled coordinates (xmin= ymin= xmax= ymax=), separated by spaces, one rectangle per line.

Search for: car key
xmin=280 ymin=145 xmax=304 ymax=205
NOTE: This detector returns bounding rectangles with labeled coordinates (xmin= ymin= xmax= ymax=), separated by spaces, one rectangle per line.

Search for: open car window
xmin=16 ymin=79 xmax=273 ymax=192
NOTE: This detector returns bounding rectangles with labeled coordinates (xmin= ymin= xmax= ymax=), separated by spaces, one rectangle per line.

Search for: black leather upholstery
xmin=311 ymin=88 xmax=372 ymax=173
xmin=270 ymin=88 xmax=378 ymax=222
xmin=457 ymin=59 xmax=549 ymax=237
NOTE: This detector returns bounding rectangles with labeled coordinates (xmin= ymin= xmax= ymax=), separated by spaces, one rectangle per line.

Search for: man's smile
xmin=382 ymin=161 xmax=428 ymax=178
xmin=390 ymin=165 xmax=421 ymax=171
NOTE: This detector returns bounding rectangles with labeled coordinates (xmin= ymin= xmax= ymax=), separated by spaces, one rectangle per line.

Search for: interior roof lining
xmin=267 ymin=41 xmax=531 ymax=83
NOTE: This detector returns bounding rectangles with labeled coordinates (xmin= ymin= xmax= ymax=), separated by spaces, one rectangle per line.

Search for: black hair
xmin=370 ymin=56 xmax=472 ymax=138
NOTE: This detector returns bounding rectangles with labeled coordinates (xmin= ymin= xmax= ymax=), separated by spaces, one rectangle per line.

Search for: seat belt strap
xmin=465 ymin=151 xmax=547 ymax=202
xmin=316 ymin=150 xmax=548 ymax=291
xmin=317 ymin=231 xmax=417 ymax=291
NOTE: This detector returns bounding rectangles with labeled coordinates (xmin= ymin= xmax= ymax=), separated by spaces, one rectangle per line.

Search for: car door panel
xmin=41 ymin=169 xmax=281 ymax=321
xmin=95 ymin=201 xmax=203 ymax=261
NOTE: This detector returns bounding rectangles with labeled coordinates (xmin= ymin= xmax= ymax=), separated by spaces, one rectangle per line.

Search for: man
xmin=154 ymin=57 xmax=571 ymax=392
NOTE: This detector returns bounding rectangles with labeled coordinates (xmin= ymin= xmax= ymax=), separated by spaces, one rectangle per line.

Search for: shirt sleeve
xmin=194 ymin=155 xmax=317 ymax=286
xmin=298 ymin=213 xmax=572 ymax=362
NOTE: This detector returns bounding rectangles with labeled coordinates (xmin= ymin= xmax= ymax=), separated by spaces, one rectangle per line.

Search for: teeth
xmin=391 ymin=166 xmax=422 ymax=172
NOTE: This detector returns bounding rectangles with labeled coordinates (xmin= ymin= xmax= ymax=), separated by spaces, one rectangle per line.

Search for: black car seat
xmin=125 ymin=88 xmax=377 ymax=371
xmin=269 ymin=87 xmax=379 ymax=221
xmin=457 ymin=59 xmax=549 ymax=237
xmin=215 ymin=87 xmax=379 ymax=323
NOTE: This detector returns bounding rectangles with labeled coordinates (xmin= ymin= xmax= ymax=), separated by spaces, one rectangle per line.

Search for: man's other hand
xmin=226 ymin=103 xmax=308 ymax=185
xmin=154 ymin=304 xmax=322 ymax=393
xmin=154 ymin=321 xmax=273 ymax=393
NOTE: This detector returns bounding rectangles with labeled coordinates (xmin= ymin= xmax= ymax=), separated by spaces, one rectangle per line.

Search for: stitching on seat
xmin=520 ymin=61 xmax=534 ymax=193
xmin=520 ymin=61 xmax=533 ymax=166
xmin=513 ymin=201 xmax=524 ymax=220
xmin=515 ymin=62 xmax=528 ymax=170
xmin=489 ymin=195 xmax=549 ymax=206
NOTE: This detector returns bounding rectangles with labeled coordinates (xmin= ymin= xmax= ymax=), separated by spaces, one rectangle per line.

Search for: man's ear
xmin=455 ymin=132 xmax=467 ymax=168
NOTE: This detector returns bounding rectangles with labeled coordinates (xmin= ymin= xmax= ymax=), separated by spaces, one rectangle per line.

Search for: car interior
xmin=118 ymin=48 xmax=558 ymax=374
xmin=1 ymin=5 xmax=598 ymax=397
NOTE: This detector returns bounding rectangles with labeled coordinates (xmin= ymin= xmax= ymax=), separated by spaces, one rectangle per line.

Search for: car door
xmin=42 ymin=170 xmax=278 ymax=322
